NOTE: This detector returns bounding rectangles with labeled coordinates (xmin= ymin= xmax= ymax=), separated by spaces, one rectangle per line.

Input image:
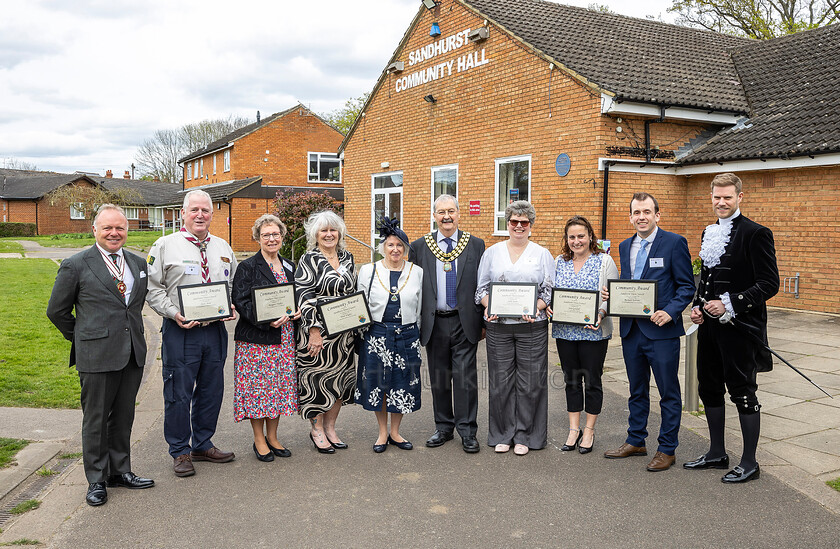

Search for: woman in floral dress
xmin=232 ymin=214 xmax=300 ymax=461
xmin=355 ymin=218 xmax=423 ymax=453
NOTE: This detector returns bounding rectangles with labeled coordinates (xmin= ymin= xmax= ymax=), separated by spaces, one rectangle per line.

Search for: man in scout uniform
xmin=410 ymin=194 xmax=485 ymax=453
xmin=146 ymin=189 xmax=238 ymax=477
xmin=47 ymin=204 xmax=154 ymax=506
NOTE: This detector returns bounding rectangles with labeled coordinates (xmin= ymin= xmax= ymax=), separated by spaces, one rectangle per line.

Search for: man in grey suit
xmin=410 ymin=195 xmax=485 ymax=453
xmin=47 ymin=204 xmax=154 ymax=507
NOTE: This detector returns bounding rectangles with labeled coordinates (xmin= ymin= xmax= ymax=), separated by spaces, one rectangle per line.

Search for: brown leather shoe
xmin=647 ymin=451 xmax=676 ymax=472
xmin=604 ymin=443 xmax=647 ymax=459
xmin=190 ymin=447 xmax=235 ymax=463
xmin=173 ymin=454 xmax=195 ymax=477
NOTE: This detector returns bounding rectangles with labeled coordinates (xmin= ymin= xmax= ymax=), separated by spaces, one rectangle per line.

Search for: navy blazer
xmin=618 ymin=228 xmax=695 ymax=340
xmin=232 ymin=252 xmax=296 ymax=345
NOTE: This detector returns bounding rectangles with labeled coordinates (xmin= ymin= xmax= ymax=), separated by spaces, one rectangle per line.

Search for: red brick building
xmin=177 ymin=104 xmax=345 ymax=251
xmin=340 ymin=0 xmax=840 ymax=314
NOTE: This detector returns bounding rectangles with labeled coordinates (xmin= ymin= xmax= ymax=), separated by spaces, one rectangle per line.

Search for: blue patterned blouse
xmin=552 ymin=253 xmax=610 ymax=341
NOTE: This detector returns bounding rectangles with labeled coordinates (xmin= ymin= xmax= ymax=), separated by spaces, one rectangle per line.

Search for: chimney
xmin=153 ymin=175 xmax=160 ymax=182
xmin=105 ymin=169 xmax=113 ymax=178
xmin=256 ymin=110 xmax=261 ymax=124
xmin=123 ymin=170 xmax=131 ymax=179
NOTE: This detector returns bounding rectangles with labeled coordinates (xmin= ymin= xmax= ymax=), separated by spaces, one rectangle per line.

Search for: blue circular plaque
xmin=555 ymin=153 xmax=571 ymax=177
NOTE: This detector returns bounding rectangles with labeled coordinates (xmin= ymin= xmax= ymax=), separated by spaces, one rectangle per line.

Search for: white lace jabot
xmin=699 ymin=210 xmax=740 ymax=268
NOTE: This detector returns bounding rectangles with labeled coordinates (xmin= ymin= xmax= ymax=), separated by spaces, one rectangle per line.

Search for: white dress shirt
xmin=96 ymin=243 xmax=134 ymax=304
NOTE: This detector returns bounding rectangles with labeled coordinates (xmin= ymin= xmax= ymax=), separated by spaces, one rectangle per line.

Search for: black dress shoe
xmin=309 ymin=432 xmax=335 ymax=454
xmin=462 ymin=436 xmax=480 ymax=453
xmin=561 ymin=429 xmax=582 ymax=452
xmin=722 ymin=464 xmax=760 ymax=483
xmin=373 ymin=442 xmax=388 ymax=453
xmin=86 ymin=482 xmax=107 ymax=506
xmin=265 ymin=437 xmax=291 ymax=458
xmin=326 ymin=436 xmax=348 ymax=450
xmin=388 ymin=436 xmax=413 ymax=450
xmin=426 ymin=430 xmax=454 ymax=448
xmin=107 ymin=472 xmax=155 ymax=489
xmin=683 ymin=454 xmax=730 ymax=470
xmin=253 ymin=443 xmax=274 ymax=462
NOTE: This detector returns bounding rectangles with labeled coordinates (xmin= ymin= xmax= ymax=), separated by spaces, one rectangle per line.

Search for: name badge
xmin=184 ymin=264 xmax=200 ymax=275
xmin=649 ymin=258 xmax=664 ymax=268
xmin=282 ymin=259 xmax=294 ymax=272
xmin=337 ymin=265 xmax=348 ymax=275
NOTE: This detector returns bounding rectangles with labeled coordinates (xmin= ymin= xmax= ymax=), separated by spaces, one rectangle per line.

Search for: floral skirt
xmin=355 ymin=321 xmax=422 ymax=414
xmin=233 ymin=340 xmax=298 ymax=421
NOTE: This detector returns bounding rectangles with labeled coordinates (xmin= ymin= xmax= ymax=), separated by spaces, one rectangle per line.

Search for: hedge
xmin=0 ymin=222 xmax=37 ymax=237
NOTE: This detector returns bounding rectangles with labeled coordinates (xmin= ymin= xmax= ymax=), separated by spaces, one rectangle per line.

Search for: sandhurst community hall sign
xmin=394 ymin=28 xmax=490 ymax=93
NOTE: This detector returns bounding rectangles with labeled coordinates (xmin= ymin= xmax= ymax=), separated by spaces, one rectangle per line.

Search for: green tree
xmin=320 ymin=93 xmax=369 ymax=135
xmin=46 ymin=183 xmax=143 ymax=221
xmin=273 ymin=189 xmax=344 ymax=261
xmin=669 ymin=0 xmax=840 ymax=38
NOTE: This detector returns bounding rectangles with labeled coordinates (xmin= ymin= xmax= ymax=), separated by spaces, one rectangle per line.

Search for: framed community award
xmin=606 ymin=279 xmax=658 ymax=318
xmin=177 ymin=281 xmax=231 ymax=322
xmin=316 ymin=291 xmax=372 ymax=337
xmin=487 ymin=282 xmax=539 ymax=318
xmin=551 ymin=288 xmax=600 ymax=326
xmin=252 ymin=283 xmax=296 ymax=324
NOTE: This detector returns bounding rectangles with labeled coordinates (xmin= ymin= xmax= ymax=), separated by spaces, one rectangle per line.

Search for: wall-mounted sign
xmin=395 ymin=28 xmax=490 ymax=93
xmin=508 ymin=188 xmax=519 ymax=203
xmin=555 ymin=153 xmax=571 ymax=177
xmin=469 ymin=200 xmax=480 ymax=215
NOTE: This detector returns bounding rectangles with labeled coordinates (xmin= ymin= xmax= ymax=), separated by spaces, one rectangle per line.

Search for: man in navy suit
xmin=604 ymin=192 xmax=695 ymax=471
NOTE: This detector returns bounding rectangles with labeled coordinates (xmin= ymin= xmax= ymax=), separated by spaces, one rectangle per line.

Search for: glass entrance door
xmin=371 ymin=172 xmax=403 ymax=256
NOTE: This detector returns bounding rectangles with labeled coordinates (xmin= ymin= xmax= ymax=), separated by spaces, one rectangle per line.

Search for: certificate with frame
xmin=316 ymin=291 xmax=372 ymax=337
xmin=487 ymin=282 xmax=539 ymax=318
xmin=252 ymin=283 xmax=296 ymax=324
xmin=606 ymin=279 xmax=658 ymax=318
xmin=551 ymin=288 xmax=600 ymax=326
xmin=177 ymin=281 xmax=231 ymax=322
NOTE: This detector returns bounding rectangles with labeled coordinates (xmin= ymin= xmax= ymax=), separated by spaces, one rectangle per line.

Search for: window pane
xmin=496 ymin=159 xmax=529 ymax=231
xmin=389 ymin=192 xmax=401 ymax=222
xmin=433 ymin=168 xmax=457 ymax=199
xmin=320 ymin=158 xmax=340 ymax=181
xmin=374 ymin=174 xmax=403 ymax=189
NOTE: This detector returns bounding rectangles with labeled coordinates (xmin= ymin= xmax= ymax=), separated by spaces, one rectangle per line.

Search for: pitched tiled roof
xmin=97 ymin=177 xmax=182 ymax=207
xmin=0 ymin=170 xmax=95 ymax=199
xmin=679 ymin=24 xmax=840 ymax=163
xmin=461 ymin=0 xmax=751 ymax=113
xmin=174 ymin=177 xmax=263 ymax=202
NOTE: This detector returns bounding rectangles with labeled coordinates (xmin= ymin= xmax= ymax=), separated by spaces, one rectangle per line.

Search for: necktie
xmin=109 ymin=253 xmax=119 ymax=266
xmin=444 ymin=237 xmax=457 ymax=308
xmin=181 ymin=229 xmax=210 ymax=282
xmin=106 ymin=253 xmax=125 ymax=297
xmin=633 ymin=239 xmax=649 ymax=280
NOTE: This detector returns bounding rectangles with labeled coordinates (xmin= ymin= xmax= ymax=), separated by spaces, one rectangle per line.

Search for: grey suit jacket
xmin=410 ymin=230 xmax=485 ymax=346
xmin=47 ymin=246 xmax=148 ymax=373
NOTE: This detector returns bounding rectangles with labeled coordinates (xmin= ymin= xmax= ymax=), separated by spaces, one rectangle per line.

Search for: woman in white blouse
xmin=475 ymin=201 xmax=555 ymax=455
xmin=356 ymin=218 xmax=424 ymax=453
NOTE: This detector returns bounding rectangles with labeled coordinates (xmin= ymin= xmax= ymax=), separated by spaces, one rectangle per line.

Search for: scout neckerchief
xmin=97 ymin=246 xmax=126 ymax=298
xmin=424 ymin=231 xmax=471 ymax=272
xmin=181 ymin=228 xmax=210 ymax=283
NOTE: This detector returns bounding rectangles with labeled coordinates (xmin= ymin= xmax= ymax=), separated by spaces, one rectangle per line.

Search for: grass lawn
xmin=0 ymin=241 xmax=24 ymax=254
xmin=828 ymin=477 xmax=840 ymax=492
xmin=0 ymin=259 xmax=80 ymax=408
xmin=0 ymin=438 xmax=30 ymax=468
xmin=0 ymin=230 xmax=167 ymax=252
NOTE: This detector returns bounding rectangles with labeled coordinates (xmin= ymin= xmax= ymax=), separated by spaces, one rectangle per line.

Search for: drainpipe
xmin=223 ymin=197 xmax=232 ymax=246
xmin=601 ymin=161 xmax=613 ymax=240
xmin=644 ymin=105 xmax=668 ymax=162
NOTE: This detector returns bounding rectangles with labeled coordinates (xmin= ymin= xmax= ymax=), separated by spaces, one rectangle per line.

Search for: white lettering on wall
xmin=396 ymin=45 xmax=489 ymax=93
xmin=408 ymin=29 xmax=471 ymax=67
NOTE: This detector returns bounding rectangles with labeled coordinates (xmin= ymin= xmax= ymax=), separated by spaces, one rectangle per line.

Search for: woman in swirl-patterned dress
xmin=295 ymin=210 xmax=356 ymax=454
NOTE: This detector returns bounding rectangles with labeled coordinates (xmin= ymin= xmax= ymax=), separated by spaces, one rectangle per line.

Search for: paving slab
xmin=764 ymin=401 xmax=840 ymax=428
xmin=763 ymin=441 xmax=840 ymax=476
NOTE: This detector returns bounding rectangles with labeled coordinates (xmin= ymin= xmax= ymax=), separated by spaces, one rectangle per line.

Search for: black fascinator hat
xmin=378 ymin=216 xmax=409 ymax=246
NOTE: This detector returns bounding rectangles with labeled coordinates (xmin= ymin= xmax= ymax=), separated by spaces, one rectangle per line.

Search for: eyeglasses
xmin=260 ymin=233 xmax=283 ymax=241
xmin=435 ymin=209 xmax=457 ymax=216
xmin=508 ymin=219 xmax=531 ymax=227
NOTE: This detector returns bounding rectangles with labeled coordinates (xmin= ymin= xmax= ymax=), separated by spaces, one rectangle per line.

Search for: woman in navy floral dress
xmin=232 ymin=214 xmax=300 ymax=462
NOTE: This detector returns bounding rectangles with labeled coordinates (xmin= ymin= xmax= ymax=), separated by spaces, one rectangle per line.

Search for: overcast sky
xmin=0 ymin=0 xmax=675 ymax=175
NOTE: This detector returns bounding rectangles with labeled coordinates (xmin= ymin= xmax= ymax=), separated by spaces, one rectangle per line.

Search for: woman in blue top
xmin=549 ymin=216 xmax=618 ymax=454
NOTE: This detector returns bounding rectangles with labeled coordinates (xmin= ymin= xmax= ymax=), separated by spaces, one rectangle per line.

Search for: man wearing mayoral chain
xmin=410 ymin=194 xmax=485 ymax=453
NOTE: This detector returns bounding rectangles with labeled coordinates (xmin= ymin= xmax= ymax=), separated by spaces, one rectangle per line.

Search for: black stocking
xmin=738 ymin=411 xmax=760 ymax=469
xmin=705 ymin=405 xmax=726 ymax=459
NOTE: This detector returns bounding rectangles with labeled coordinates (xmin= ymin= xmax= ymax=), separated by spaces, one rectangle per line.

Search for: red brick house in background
xmin=0 ymin=168 xmax=181 ymax=234
xmin=339 ymin=0 xmax=839 ymax=314
xmin=176 ymin=104 xmax=345 ymax=251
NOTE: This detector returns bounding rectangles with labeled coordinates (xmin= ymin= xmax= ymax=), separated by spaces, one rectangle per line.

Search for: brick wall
xmin=6 ymin=201 xmax=37 ymax=225
xmin=183 ymin=110 xmax=344 ymax=190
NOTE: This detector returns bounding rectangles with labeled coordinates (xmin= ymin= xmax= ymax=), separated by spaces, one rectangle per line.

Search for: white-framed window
xmin=308 ymin=152 xmax=340 ymax=182
xmin=148 ymin=207 xmax=164 ymax=228
xmin=494 ymin=155 xmax=531 ymax=234
xmin=193 ymin=161 xmax=199 ymax=180
xmin=371 ymin=171 xmax=403 ymax=253
xmin=186 ymin=162 xmax=192 ymax=181
xmin=430 ymin=164 xmax=458 ymax=231
xmin=70 ymin=203 xmax=85 ymax=220
xmin=213 ymin=154 xmax=217 ymax=175
xmin=124 ymin=207 xmax=139 ymax=220
xmin=199 ymin=158 xmax=204 ymax=177
xmin=223 ymin=150 xmax=230 ymax=172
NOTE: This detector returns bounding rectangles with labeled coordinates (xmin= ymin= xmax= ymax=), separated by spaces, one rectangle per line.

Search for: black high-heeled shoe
xmin=310 ymin=432 xmax=335 ymax=454
xmin=253 ymin=443 xmax=274 ymax=462
xmin=579 ymin=426 xmax=595 ymax=454
xmin=326 ymin=435 xmax=348 ymax=450
xmin=561 ymin=428 xmax=582 ymax=452
xmin=266 ymin=437 xmax=291 ymax=458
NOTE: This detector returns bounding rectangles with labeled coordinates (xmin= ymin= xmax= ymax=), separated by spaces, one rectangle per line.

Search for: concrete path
xmin=0 ymin=308 xmax=839 ymax=546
